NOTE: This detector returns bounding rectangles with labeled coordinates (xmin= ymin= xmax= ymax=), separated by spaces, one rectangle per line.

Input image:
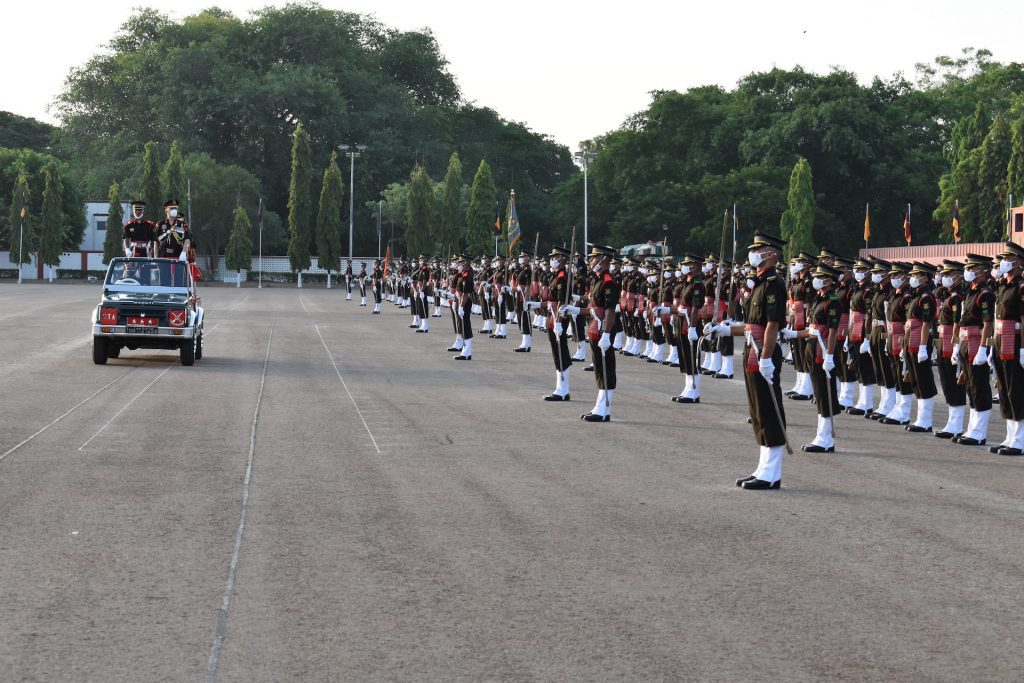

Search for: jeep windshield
xmin=105 ymin=258 xmax=191 ymax=291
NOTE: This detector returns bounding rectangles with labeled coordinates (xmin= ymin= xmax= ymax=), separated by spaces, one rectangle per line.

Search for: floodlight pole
xmin=574 ymin=147 xmax=597 ymax=248
xmin=340 ymin=144 xmax=368 ymax=262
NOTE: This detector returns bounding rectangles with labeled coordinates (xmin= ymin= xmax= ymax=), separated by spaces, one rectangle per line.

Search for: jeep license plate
xmin=127 ymin=326 xmax=159 ymax=334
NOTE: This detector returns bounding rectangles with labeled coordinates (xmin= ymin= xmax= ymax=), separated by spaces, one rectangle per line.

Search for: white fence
xmin=0 ymin=251 xmax=378 ymax=281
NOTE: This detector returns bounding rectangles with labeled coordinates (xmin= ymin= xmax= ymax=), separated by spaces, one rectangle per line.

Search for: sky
xmin=3 ymin=0 xmax=1023 ymax=150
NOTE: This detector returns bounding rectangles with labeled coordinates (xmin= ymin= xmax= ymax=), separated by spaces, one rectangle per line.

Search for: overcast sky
xmin=3 ymin=0 xmax=1022 ymax=150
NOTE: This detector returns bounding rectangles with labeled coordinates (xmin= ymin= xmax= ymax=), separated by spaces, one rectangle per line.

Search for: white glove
xmin=502 ymin=285 xmax=512 ymax=294
xmin=178 ymin=251 xmax=187 ymax=261
xmin=758 ymin=357 xmax=775 ymax=384
xmin=951 ymin=344 xmax=960 ymax=365
xmin=780 ymin=327 xmax=798 ymax=340
xmin=553 ymin=322 xmax=563 ymax=336
xmin=598 ymin=332 xmax=611 ymax=352
xmin=843 ymin=338 xmax=849 ymax=353
xmin=497 ymin=295 xmax=503 ymax=306
xmin=687 ymin=327 xmax=698 ymax=342
xmin=427 ymin=296 xmax=435 ymax=304
xmin=822 ymin=354 xmax=835 ymax=375
xmin=124 ymin=247 xmax=132 ymax=257
xmin=653 ymin=317 xmax=662 ymax=327
xmin=917 ymin=346 xmax=928 ymax=363
xmin=1019 ymin=348 xmax=1024 ymax=369
xmin=560 ymin=305 xmax=580 ymax=316
xmin=527 ymin=301 xmax=541 ymax=310
xmin=484 ymin=293 xmax=491 ymax=302
xmin=571 ymin=294 xmax=581 ymax=303
xmin=677 ymin=306 xmax=687 ymax=316
xmin=859 ymin=338 xmax=870 ymax=354
xmin=808 ymin=327 xmax=822 ymax=339
xmin=973 ymin=345 xmax=989 ymax=366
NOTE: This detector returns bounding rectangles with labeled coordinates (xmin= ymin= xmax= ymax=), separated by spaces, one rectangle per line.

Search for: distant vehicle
xmin=91 ymin=257 xmax=205 ymax=366
xmin=619 ymin=241 xmax=670 ymax=259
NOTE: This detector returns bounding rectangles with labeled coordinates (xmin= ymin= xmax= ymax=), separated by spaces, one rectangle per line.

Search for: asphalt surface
xmin=1 ymin=281 xmax=1022 ymax=682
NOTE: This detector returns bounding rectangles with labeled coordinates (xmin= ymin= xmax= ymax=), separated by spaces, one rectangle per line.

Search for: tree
xmin=140 ymin=141 xmax=162 ymax=220
xmin=779 ymin=158 xmax=816 ymax=260
xmin=465 ymin=159 xmax=496 ymax=255
xmin=439 ymin=152 xmax=463 ymax=256
xmin=0 ymin=148 xmax=86 ymax=252
xmin=0 ymin=111 xmax=55 ymax=152
xmin=39 ymin=161 xmax=64 ymax=277
xmin=164 ymin=140 xmax=187 ymax=205
xmin=7 ymin=172 xmax=30 ymax=264
xmin=316 ymin=152 xmax=344 ymax=277
xmin=405 ymin=165 xmax=435 ymax=256
xmin=224 ymin=206 xmax=253 ymax=274
xmin=103 ymin=181 xmax=124 ymax=264
xmin=287 ymin=123 xmax=313 ymax=276
xmin=1008 ymin=112 xmax=1024 ymax=207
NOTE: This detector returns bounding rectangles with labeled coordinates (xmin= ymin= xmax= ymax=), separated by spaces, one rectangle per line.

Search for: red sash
xmin=995 ymin=319 xmax=1018 ymax=361
xmin=789 ymin=299 xmax=806 ymax=330
xmin=907 ymin=319 xmax=924 ymax=354
xmin=887 ymin=321 xmax=905 ymax=357
xmin=961 ymin=326 xmax=982 ymax=362
xmin=745 ymin=323 xmax=766 ymax=372
xmin=809 ymin=323 xmax=829 ymax=363
xmin=850 ymin=311 xmax=866 ymax=342
xmin=836 ymin=312 xmax=849 ymax=340
xmin=938 ymin=324 xmax=954 ymax=359
xmin=588 ymin=306 xmax=606 ymax=340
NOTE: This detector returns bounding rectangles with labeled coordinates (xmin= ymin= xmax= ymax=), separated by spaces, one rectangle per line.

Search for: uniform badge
xmin=767 ymin=294 xmax=776 ymax=304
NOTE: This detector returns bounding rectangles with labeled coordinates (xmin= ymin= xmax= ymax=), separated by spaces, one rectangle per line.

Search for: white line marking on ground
xmin=0 ymin=366 xmax=140 ymax=464
xmin=205 ymin=327 xmax=273 ymax=682
xmin=315 ymin=323 xmax=382 ymax=454
xmin=298 ymin=295 xmax=310 ymax=314
xmin=78 ymin=365 xmax=174 ymax=451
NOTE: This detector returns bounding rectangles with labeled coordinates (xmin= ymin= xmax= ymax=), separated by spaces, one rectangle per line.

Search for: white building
xmin=81 ymin=200 xmax=130 ymax=251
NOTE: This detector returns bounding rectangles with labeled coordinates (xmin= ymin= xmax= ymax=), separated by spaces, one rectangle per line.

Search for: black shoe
xmin=735 ymin=475 xmax=756 ymax=487
xmin=997 ymin=447 xmax=1024 ymax=456
xmin=746 ymin=417 xmax=752 ymax=423
xmin=622 ymin=352 xmax=636 ymax=357
xmin=661 ymin=360 xmax=672 ymax=365
xmin=581 ymin=412 xmax=610 ymax=422
xmin=989 ymin=444 xmax=1005 ymax=453
xmin=802 ymin=443 xmax=835 ymax=453
xmin=867 ymin=411 xmax=884 ymax=420
xmin=543 ymin=394 xmax=570 ymax=401
xmin=789 ymin=394 xmax=813 ymax=401
xmin=905 ymin=425 xmax=931 ymax=433
xmin=584 ymin=365 xmax=594 ymax=372
xmin=514 ymin=347 xmax=531 ymax=353
xmin=416 ymin=329 xmax=428 ymax=333
xmin=878 ymin=417 xmax=909 ymax=426
xmin=934 ymin=430 xmax=956 ymax=439
xmin=372 ymin=311 xmax=380 ymax=314
xmin=955 ymin=436 xmax=985 ymax=446
xmin=668 ymin=362 xmax=680 ymax=368
xmin=447 ymin=346 xmax=463 ymax=352
xmin=409 ymin=324 xmax=418 ymax=328
xmin=647 ymin=358 xmax=662 ymax=363
xmin=453 ymin=355 xmax=471 ymax=361
xmin=638 ymin=355 xmax=649 ymax=360
xmin=741 ymin=478 xmax=781 ymax=490
xmin=713 ymin=373 xmax=734 ymax=379
xmin=845 ymin=407 xmax=866 ymax=416
xmin=673 ymin=396 xmax=700 ymax=404
xmin=493 ymin=335 xmax=506 ymax=339
xmin=785 ymin=390 xmax=797 ymax=397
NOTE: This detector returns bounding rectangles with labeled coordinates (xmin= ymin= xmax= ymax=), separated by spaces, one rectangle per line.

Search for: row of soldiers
xmin=346 ymin=234 xmax=1024 ymax=488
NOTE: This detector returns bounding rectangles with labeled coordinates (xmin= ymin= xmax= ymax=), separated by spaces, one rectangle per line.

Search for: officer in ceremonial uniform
xmin=580 ymin=244 xmax=620 ymax=422
xmin=451 ymin=253 xmax=475 ymax=360
xmin=934 ymin=261 xmax=967 ymax=438
xmin=154 ymin=198 xmax=193 ymax=260
xmin=344 ymin=259 xmax=354 ymax=300
xmin=878 ymin=262 xmax=915 ymax=425
xmin=901 ymin=263 xmax=939 ymax=432
xmin=782 ymin=263 xmax=841 ymax=452
xmin=846 ymin=258 xmax=877 ymax=415
xmin=951 ymin=254 xmax=996 ymax=446
xmin=786 ymin=252 xmax=816 ymax=401
xmin=706 ymin=231 xmax=788 ymax=490
xmin=988 ymin=243 xmax=1024 ymax=454
xmin=672 ymin=253 xmax=706 ymax=404
xmin=513 ymin=250 xmax=535 ymax=352
xmin=542 ymin=247 xmax=574 ymax=401
xmin=370 ymin=259 xmax=383 ymax=313
xmin=123 ymin=199 xmax=158 ymax=258
xmin=866 ymin=259 xmax=897 ymax=419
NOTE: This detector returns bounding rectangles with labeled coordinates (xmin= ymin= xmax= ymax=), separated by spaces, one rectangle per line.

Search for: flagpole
xmin=257 ymin=196 xmax=263 ymax=289
xmin=18 ymin=214 xmax=24 ymax=285
xmin=907 ymin=203 xmax=911 ymax=246
xmin=865 ymin=202 xmax=869 ymax=250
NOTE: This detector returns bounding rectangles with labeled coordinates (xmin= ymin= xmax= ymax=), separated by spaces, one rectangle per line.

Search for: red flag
xmin=383 ymin=246 xmax=391 ymax=276
xmin=952 ymin=201 xmax=961 ymax=243
xmin=903 ymin=207 xmax=912 ymax=246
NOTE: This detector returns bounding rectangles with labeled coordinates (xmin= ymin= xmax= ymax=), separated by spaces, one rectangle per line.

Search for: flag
xmin=19 ymin=206 xmax=26 ymax=220
xmin=256 ymin=197 xmax=264 ymax=230
xmin=952 ymin=200 xmax=961 ymax=243
xmin=492 ymin=201 xmax=502 ymax=236
xmin=863 ymin=204 xmax=871 ymax=243
xmin=903 ymin=206 xmax=912 ymax=246
xmin=507 ymin=191 xmax=521 ymax=255
xmin=383 ymin=245 xmax=391 ymax=276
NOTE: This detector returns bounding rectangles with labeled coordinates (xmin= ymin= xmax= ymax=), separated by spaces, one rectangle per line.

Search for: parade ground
xmin=2 ymin=282 xmax=1023 ymax=682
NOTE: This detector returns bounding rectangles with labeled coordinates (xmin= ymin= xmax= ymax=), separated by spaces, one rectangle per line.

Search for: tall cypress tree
xmin=164 ymin=140 xmax=187 ymax=205
xmin=779 ymin=157 xmax=816 ymax=260
xmin=316 ymin=152 xmax=344 ymax=278
xmin=978 ymin=112 xmax=1012 ymax=240
xmin=1008 ymin=113 xmax=1024 ymax=209
xmin=287 ymin=123 xmax=313 ymax=276
xmin=103 ymin=181 xmax=124 ymax=264
xmin=439 ymin=152 xmax=463 ymax=257
xmin=465 ymin=159 xmax=496 ymax=256
xmin=225 ymin=206 xmax=253 ymax=275
xmin=8 ymin=172 xmax=31 ymax=265
xmin=406 ymin=165 xmax=435 ymax=257
xmin=39 ymin=161 xmax=64 ymax=278
xmin=140 ymin=141 xmax=162 ymax=220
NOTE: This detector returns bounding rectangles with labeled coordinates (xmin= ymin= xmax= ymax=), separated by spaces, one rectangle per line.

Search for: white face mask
xmin=673 ymin=270 xmax=681 ymax=277
xmin=746 ymin=277 xmax=755 ymax=290
xmin=748 ymin=251 xmax=764 ymax=268
xmin=681 ymin=264 xmax=692 ymax=275
xmin=854 ymin=271 xmax=866 ymax=282
xmin=790 ymin=262 xmax=804 ymax=275
xmin=891 ymin=277 xmax=904 ymax=288
xmin=639 ymin=267 xmax=647 ymax=275
xmin=518 ymin=257 xmax=527 ymax=265
xmin=133 ymin=209 xmax=144 ymax=219
xmin=647 ymin=275 xmax=657 ymax=283
xmin=941 ymin=276 xmax=955 ymax=288
xmin=909 ymin=277 xmax=921 ymax=288
xmin=549 ymin=258 xmax=560 ymax=269
xmin=609 ymin=263 xmax=618 ymax=273
xmin=169 ymin=208 xmax=178 ymax=218
xmin=933 ymin=274 xmax=942 ymax=285
xmin=964 ymin=269 xmax=977 ymax=282
xmin=871 ymin=273 xmax=883 ymax=284
xmin=999 ymin=258 xmax=1014 ymax=275
xmin=812 ymin=277 xmax=826 ymax=291
xmin=623 ymin=265 xmax=633 ymax=272
xmin=702 ymin=263 xmax=713 ymax=273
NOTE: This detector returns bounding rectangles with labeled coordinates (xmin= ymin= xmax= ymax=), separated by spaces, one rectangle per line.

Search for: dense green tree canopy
xmin=0 ymin=148 xmax=85 ymax=252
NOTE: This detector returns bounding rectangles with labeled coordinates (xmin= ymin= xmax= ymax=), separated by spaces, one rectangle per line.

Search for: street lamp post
xmin=339 ymin=144 xmax=368 ymax=262
xmin=573 ymin=148 xmax=597 ymax=248
xmin=17 ymin=215 xmax=25 ymax=285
